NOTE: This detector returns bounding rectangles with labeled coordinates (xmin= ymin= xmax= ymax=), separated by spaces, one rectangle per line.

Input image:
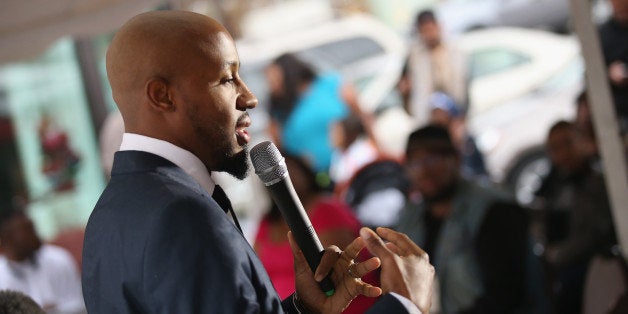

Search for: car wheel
xmin=506 ymin=150 xmax=551 ymax=206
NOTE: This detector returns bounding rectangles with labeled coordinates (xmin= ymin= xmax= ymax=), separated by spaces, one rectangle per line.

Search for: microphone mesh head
xmin=250 ymin=141 xmax=287 ymax=185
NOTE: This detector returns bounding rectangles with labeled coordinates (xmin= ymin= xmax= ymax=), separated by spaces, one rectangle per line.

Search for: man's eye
xmin=221 ymin=77 xmax=235 ymax=84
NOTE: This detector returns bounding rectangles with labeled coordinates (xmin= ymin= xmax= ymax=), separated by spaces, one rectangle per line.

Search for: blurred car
xmin=375 ymin=27 xmax=582 ymax=204
xmin=236 ymin=14 xmax=406 ymax=127
xmin=434 ymin=0 xmax=571 ymax=36
xmin=462 ymin=27 xmax=582 ymax=204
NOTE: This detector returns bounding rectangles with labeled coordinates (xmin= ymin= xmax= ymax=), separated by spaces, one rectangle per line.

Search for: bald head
xmin=106 ymin=11 xmax=230 ymax=128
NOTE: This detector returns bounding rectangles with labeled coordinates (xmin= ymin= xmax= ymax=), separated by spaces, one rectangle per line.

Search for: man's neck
xmin=424 ymin=180 xmax=459 ymax=217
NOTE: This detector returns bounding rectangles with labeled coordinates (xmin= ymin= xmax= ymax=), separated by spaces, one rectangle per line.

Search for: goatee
xmin=222 ymin=146 xmax=250 ymax=180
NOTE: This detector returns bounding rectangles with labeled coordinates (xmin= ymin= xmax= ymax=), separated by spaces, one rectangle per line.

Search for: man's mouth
xmin=235 ymin=115 xmax=252 ymax=145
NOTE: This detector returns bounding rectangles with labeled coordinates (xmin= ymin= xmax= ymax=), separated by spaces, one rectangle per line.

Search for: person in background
xmin=254 ymin=153 xmax=379 ymax=313
xmin=396 ymin=125 xmax=533 ymax=314
xmin=406 ymin=10 xmax=468 ymax=126
xmin=265 ymin=53 xmax=316 ymax=148
xmin=0 ymin=207 xmax=85 ymax=313
xmin=329 ymin=114 xmax=381 ymax=189
xmin=428 ymin=92 xmax=488 ymax=182
xmin=330 ymin=115 xmax=409 ymax=230
xmin=398 ymin=61 xmax=413 ymax=117
xmin=0 ymin=117 xmax=24 ymax=210
xmin=265 ymin=53 xmax=370 ymax=181
xmin=533 ymin=120 xmax=617 ymax=314
xmin=599 ymin=0 xmax=628 ymax=135
xmin=82 ymin=10 xmax=434 ymax=314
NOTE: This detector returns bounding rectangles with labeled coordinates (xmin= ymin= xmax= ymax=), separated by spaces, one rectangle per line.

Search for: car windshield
xmin=537 ymin=56 xmax=583 ymax=93
xmin=469 ymin=47 xmax=531 ymax=79
xmin=298 ymin=37 xmax=385 ymax=71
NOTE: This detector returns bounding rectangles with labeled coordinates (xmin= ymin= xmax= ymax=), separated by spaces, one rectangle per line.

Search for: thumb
xmin=359 ymin=227 xmax=391 ymax=259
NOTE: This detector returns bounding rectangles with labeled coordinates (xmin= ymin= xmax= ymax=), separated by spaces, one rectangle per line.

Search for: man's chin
xmin=422 ymin=182 xmax=458 ymax=203
xmin=227 ymin=165 xmax=249 ymax=180
xmin=221 ymin=147 xmax=250 ymax=180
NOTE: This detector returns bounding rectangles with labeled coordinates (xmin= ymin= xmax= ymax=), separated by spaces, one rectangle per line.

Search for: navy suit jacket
xmin=82 ymin=151 xmax=408 ymax=313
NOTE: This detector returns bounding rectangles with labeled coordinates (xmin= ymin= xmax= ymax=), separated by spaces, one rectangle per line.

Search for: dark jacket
xmin=82 ymin=151 xmax=407 ymax=313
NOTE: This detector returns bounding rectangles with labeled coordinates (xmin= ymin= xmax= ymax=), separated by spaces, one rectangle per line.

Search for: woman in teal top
xmin=283 ymin=73 xmax=348 ymax=173
xmin=266 ymin=54 xmax=353 ymax=174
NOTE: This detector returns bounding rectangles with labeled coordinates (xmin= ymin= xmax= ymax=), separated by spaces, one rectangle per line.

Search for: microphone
xmin=250 ymin=141 xmax=335 ymax=296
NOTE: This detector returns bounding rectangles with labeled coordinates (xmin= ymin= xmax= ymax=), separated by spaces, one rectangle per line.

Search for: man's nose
xmin=237 ymin=81 xmax=258 ymax=110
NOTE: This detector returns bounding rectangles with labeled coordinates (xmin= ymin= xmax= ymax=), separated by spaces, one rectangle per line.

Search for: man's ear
xmin=146 ymin=77 xmax=176 ymax=112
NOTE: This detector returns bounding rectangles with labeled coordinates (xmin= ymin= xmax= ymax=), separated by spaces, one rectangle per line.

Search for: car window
xmin=538 ymin=57 xmax=583 ymax=93
xmin=469 ymin=48 xmax=530 ymax=79
xmin=297 ymin=37 xmax=385 ymax=72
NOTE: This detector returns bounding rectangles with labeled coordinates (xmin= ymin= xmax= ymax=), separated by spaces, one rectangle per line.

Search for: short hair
xmin=273 ymin=53 xmax=316 ymax=85
xmin=0 ymin=290 xmax=45 ymax=314
xmin=548 ymin=120 xmax=575 ymax=139
xmin=405 ymin=125 xmax=457 ymax=156
xmin=416 ymin=10 xmax=437 ymax=27
xmin=549 ymin=120 xmax=574 ymax=133
xmin=0 ymin=206 xmax=23 ymax=235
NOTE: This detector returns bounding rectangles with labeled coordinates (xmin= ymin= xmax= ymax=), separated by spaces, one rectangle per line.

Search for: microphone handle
xmin=267 ymin=179 xmax=336 ymax=296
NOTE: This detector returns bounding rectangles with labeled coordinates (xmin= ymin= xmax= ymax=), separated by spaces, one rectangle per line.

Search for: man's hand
xmin=361 ymin=227 xmax=435 ymax=314
xmin=289 ymin=232 xmax=382 ymax=314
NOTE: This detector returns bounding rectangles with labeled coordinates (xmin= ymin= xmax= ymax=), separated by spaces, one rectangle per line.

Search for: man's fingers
xmin=343 ymin=235 xmax=366 ymax=261
xmin=376 ymin=227 xmax=425 ymax=256
xmin=313 ymin=233 xmax=376 ymax=282
xmin=354 ymin=281 xmax=383 ymax=298
xmin=385 ymin=242 xmax=404 ymax=256
xmin=359 ymin=227 xmax=392 ymax=258
xmin=350 ymin=256 xmax=381 ymax=278
xmin=315 ymin=245 xmax=342 ymax=282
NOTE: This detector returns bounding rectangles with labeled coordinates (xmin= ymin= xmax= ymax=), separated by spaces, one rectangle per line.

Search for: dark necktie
xmin=212 ymin=185 xmax=243 ymax=234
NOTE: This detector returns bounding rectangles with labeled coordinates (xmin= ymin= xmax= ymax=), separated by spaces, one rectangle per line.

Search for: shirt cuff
xmin=389 ymin=292 xmax=422 ymax=314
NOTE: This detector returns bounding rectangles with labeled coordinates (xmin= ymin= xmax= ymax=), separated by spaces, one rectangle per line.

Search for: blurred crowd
xmin=1 ymin=0 xmax=627 ymax=313
xmin=247 ymin=2 xmax=627 ymax=313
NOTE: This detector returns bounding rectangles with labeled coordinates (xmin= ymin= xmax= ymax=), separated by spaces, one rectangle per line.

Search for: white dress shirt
xmin=119 ymin=133 xmax=216 ymax=195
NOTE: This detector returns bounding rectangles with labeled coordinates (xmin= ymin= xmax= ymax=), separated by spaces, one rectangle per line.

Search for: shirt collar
xmin=119 ymin=133 xmax=215 ymax=195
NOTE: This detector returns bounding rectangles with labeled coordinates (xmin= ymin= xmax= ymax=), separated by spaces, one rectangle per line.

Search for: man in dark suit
xmin=82 ymin=10 xmax=433 ymax=314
